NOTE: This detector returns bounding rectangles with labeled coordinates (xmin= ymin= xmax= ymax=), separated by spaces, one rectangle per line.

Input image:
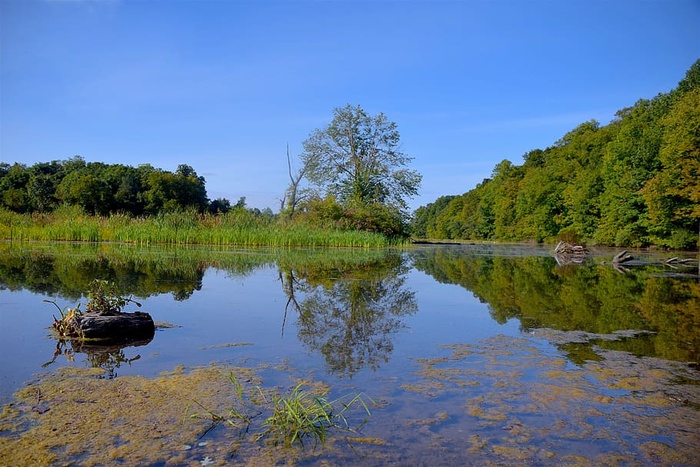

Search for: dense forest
xmin=0 ymin=158 xmax=240 ymax=216
xmin=412 ymin=60 xmax=700 ymax=249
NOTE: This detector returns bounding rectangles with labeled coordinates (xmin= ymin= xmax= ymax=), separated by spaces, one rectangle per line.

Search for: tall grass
xmin=0 ymin=207 xmax=407 ymax=248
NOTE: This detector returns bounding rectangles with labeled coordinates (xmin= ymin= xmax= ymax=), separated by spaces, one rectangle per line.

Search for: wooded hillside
xmin=412 ymin=60 xmax=700 ymax=249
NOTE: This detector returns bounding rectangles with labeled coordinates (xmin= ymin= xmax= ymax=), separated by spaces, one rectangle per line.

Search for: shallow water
xmin=0 ymin=242 xmax=698 ymax=465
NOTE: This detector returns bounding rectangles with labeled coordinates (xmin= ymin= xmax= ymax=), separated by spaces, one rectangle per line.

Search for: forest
xmin=411 ymin=59 xmax=700 ymax=250
xmin=0 ymin=158 xmax=232 ymax=217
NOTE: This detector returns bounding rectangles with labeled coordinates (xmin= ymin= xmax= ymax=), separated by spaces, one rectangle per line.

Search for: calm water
xmin=1 ymin=242 xmax=699 ymax=465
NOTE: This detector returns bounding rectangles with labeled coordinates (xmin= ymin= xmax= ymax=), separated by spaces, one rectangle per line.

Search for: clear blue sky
xmin=2 ymin=0 xmax=698 ymax=212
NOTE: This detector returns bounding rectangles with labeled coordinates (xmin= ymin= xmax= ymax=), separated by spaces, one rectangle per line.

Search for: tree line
xmin=1 ymin=105 xmax=422 ymax=239
xmin=412 ymin=59 xmax=700 ymax=249
xmin=0 ymin=157 xmax=231 ymax=216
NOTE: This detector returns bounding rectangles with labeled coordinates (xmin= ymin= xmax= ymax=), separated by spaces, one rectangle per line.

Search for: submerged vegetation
xmin=0 ymin=364 xmax=374 ymax=466
xmin=0 ymin=243 xmax=698 ymax=464
xmin=1 ymin=335 xmax=697 ymax=465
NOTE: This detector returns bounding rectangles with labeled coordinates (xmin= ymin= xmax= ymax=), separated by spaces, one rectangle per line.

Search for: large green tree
xmin=642 ymin=88 xmax=700 ymax=248
xmin=300 ymin=105 xmax=422 ymax=213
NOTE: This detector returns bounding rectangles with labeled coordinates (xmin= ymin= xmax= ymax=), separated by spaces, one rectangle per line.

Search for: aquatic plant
xmin=44 ymin=299 xmax=82 ymax=338
xmin=190 ymin=374 xmax=373 ymax=449
xmin=84 ymin=279 xmax=141 ymax=315
xmin=0 ymin=207 xmax=405 ymax=247
xmin=261 ymin=383 xmax=372 ymax=448
xmin=46 ymin=279 xmax=143 ymax=338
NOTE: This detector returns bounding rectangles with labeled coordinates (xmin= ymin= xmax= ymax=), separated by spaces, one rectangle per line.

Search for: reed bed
xmin=0 ymin=208 xmax=405 ymax=248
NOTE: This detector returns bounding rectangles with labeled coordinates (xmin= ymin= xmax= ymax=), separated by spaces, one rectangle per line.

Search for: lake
xmin=0 ymin=242 xmax=698 ymax=465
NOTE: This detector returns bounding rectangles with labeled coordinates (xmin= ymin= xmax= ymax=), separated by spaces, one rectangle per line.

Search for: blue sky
xmin=2 ymin=0 xmax=699 ymax=212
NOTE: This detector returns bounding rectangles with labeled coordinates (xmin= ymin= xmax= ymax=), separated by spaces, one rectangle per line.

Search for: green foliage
xmin=191 ymin=372 xmax=372 ymax=449
xmin=85 ymin=279 xmax=141 ymax=315
xmin=0 ymin=207 xmax=398 ymax=247
xmin=642 ymin=88 xmax=700 ymax=248
xmin=262 ymin=384 xmax=371 ymax=448
xmin=45 ymin=279 xmax=141 ymax=338
xmin=44 ymin=299 xmax=82 ymax=338
xmin=0 ymin=158 xmax=212 ymax=216
xmin=411 ymin=59 xmax=700 ymax=249
xmin=411 ymin=195 xmax=457 ymax=238
xmin=300 ymin=104 xmax=421 ymax=217
xmin=296 ymin=196 xmax=410 ymax=239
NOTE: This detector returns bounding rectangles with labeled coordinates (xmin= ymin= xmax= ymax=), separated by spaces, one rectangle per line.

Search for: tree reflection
xmin=279 ymin=253 xmax=418 ymax=377
xmin=411 ymin=246 xmax=699 ymax=363
xmin=0 ymin=244 xmax=247 ymax=301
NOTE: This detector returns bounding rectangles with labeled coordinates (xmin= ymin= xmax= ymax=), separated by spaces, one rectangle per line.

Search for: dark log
xmin=68 ymin=311 xmax=155 ymax=342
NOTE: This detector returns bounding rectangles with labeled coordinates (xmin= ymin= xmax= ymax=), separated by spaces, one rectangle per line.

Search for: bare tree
xmin=280 ymin=144 xmax=311 ymax=218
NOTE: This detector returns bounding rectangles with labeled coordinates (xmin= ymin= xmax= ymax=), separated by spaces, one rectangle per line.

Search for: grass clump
xmin=263 ymin=382 xmax=372 ymax=448
xmin=45 ymin=299 xmax=82 ymax=338
xmin=190 ymin=373 xmax=373 ymax=450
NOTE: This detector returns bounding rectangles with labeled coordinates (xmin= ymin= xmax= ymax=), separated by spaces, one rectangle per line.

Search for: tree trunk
xmin=69 ymin=311 xmax=155 ymax=342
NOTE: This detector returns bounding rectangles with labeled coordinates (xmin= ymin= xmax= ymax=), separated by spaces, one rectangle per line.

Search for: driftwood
xmin=67 ymin=311 xmax=155 ymax=342
xmin=663 ymin=257 xmax=696 ymax=267
xmin=554 ymin=241 xmax=588 ymax=265
xmin=603 ymin=251 xmax=699 ymax=275
xmin=612 ymin=250 xmax=634 ymax=265
xmin=554 ymin=241 xmax=588 ymax=255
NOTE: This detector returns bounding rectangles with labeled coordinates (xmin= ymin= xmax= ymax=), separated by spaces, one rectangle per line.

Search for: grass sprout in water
xmin=263 ymin=383 xmax=373 ymax=448
xmin=190 ymin=373 xmax=373 ymax=449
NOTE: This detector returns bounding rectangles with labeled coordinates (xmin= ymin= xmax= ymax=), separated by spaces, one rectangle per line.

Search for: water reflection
xmin=0 ymin=243 xmax=416 ymax=377
xmin=44 ymin=338 xmax=149 ymax=379
xmin=2 ymin=243 xmax=697 ymax=374
xmin=0 ymin=245 xmax=206 ymax=301
xmin=279 ymin=253 xmax=418 ymax=376
xmin=410 ymin=246 xmax=700 ymax=363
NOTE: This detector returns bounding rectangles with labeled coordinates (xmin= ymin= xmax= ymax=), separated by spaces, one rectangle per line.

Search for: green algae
xmin=0 ymin=364 xmax=379 ymax=466
xmin=389 ymin=333 xmax=700 ymax=466
xmin=0 ymin=365 xmax=249 ymax=465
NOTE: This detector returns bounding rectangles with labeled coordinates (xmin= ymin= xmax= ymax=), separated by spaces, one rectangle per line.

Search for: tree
xmin=280 ymin=144 xmax=312 ymax=219
xmin=642 ymin=88 xmax=700 ymax=248
xmin=56 ymin=171 xmax=110 ymax=215
xmin=411 ymin=195 xmax=457 ymax=238
xmin=208 ymin=198 xmax=231 ymax=214
xmin=300 ymin=105 xmax=421 ymax=213
xmin=0 ymin=163 xmax=30 ymax=212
